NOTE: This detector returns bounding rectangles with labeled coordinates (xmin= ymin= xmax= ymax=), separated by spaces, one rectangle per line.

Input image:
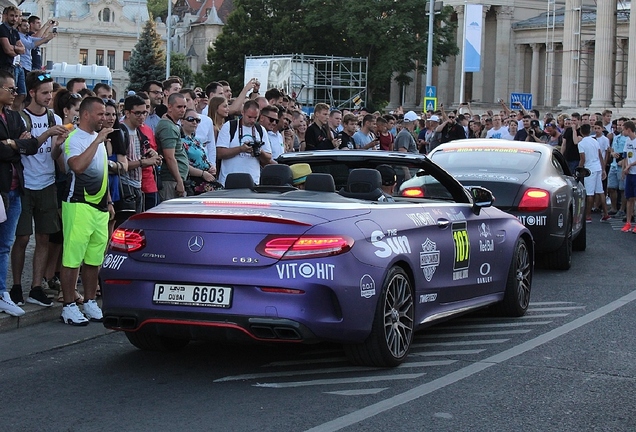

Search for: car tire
xmin=494 ymin=237 xmax=532 ymax=317
xmin=546 ymin=215 xmax=572 ymax=270
xmin=344 ymin=266 xmax=414 ymax=367
xmin=125 ymin=331 xmax=190 ymax=351
xmin=572 ymin=216 xmax=586 ymax=251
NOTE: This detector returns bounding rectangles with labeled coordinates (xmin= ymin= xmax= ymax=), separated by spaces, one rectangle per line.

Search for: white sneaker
xmin=83 ymin=299 xmax=103 ymax=322
xmin=0 ymin=291 xmax=25 ymax=317
xmin=60 ymin=303 xmax=89 ymax=326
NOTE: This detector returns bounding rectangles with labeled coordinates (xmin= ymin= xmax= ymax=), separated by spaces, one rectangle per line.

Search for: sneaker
xmin=591 ymin=207 xmax=600 ymax=213
xmin=621 ymin=222 xmax=633 ymax=232
xmin=600 ymin=215 xmax=611 ymax=222
xmin=82 ymin=299 xmax=103 ymax=322
xmin=60 ymin=303 xmax=89 ymax=326
xmin=0 ymin=291 xmax=25 ymax=317
xmin=9 ymin=284 xmax=24 ymax=306
xmin=585 ymin=217 xmax=592 ymax=223
xmin=26 ymin=286 xmax=53 ymax=307
xmin=608 ymin=210 xmax=617 ymax=216
xmin=48 ymin=276 xmax=62 ymax=292
xmin=614 ymin=210 xmax=626 ymax=219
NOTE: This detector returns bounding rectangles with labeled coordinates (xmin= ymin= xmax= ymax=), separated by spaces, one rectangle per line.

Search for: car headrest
xmin=304 ymin=173 xmax=336 ymax=192
xmin=346 ymin=168 xmax=382 ymax=193
xmin=260 ymin=164 xmax=294 ymax=186
xmin=224 ymin=173 xmax=255 ymax=190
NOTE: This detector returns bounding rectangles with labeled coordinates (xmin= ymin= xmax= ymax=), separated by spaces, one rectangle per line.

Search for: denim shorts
xmin=607 ymin=165 xmax=625 ymax=190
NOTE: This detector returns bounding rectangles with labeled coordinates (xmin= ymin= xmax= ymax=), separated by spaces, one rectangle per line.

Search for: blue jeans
xmin=0 ymin=190 xmax=21 ymax=294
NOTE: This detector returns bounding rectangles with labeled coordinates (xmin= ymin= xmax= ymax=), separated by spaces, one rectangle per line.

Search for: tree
xmin=125 ymin=18 xmax=166 ymax=91
xmin=169 ymin=52 xmax=195 ymax=87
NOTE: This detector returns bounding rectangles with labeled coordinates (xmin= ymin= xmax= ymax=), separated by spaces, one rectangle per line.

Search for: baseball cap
xmin=429 ymin=115 xmax=440 ymax=122
xmin=376 ymin=164 xmax=397 ymax=186
xmin=403 ymin=111 xmax=420 ymax=122
xmin=290 ymin=163 xmax=312 ymax=185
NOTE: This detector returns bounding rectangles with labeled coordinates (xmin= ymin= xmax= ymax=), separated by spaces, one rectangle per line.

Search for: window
xmin=96 ymin=50 xmax=104 ymax=66
xmin=107 ymin=50 xmax=116 ymax=70
xmin=123 ymin=51 xmax=131 ymax=70
xmin=79 ymin=49 xmax=88 ymax=65
xmin=99 ymin=8 xmax=112 ymax=22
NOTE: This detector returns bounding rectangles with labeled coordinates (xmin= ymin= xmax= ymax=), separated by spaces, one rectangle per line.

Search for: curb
xmin=0 ymin=301 xmax=64 ymax=333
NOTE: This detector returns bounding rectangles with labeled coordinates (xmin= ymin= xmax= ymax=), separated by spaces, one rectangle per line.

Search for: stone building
xmin=388 ymin=0 xmax=636 ymax=115
xmin=20 ymin=0 xmax=150 ymax=97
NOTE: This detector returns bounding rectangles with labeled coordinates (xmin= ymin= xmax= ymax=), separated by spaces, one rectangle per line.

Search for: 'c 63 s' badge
xmin=188 ymin=236 xmax=204 ymax=252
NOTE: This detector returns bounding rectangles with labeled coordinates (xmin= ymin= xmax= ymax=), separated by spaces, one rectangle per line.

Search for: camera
xmin=530 ymin=120 xmax=540 ymax=128
xmin=248 ymin=140 xmax=264 ymax=157
xmin=528 ymin=129 xmax=535 ymax=135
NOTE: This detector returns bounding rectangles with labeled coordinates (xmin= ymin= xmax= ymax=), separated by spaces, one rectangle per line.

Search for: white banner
xmin=244 ymin=57 xmax=292 ymax=93
xmin=464 ymin=4 xmax=483 ymax=73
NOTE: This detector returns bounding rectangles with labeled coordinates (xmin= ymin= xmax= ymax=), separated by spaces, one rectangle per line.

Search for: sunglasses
xmin=36 ymin=73 xmax=52 ymax=82
xmin=264 ymin=116 xmax=279 ymax=123
xmin=448 ymin=116 xmax=455 ymax=119
xmin=70 ymin=93 xmax=82 ymax=99
xmin=0 ymin=86 xmax=18 ymax=95
xmin=184 ymin=116 xmax=201 ymax=123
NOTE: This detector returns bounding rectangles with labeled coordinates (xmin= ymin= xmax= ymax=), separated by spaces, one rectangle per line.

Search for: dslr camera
xmin=248 ymin=140 xmax=264 ymax=157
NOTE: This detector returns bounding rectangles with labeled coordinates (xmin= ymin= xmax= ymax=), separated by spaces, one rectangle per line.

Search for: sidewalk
xmin=0 ymin=237 xmax=66 ymax=333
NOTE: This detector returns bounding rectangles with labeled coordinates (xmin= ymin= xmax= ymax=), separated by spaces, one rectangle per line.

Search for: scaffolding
xmin=544 ymin=0 xmax=556 ymax=107
xmin=245 ymin=54 xmax=368 ymax=110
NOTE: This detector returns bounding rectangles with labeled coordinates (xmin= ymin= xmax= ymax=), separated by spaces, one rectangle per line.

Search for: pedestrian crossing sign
xmin=424 ymin=97 xmax=437 ymax=112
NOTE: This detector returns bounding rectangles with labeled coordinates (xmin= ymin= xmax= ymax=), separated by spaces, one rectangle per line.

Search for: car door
xmin=553 ymin=150 xmax=585 ymax=230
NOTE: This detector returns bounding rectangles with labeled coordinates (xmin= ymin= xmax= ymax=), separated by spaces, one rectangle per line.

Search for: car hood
xmin=114 ymin=197 xmax=371 ymax=268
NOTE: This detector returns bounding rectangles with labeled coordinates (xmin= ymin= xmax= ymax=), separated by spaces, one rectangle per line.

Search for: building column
xmin=624 ymin=0 xmax=636 ymax=108
xmin=471 ymin=5 xmax=490 ymax=103
xmin=589 ymin=0 xmax=617 ymax=108
xmin=615 ymin=39 xmax=625 ymax=107
xmin=453 ymin=5 xmax=465 ymax=104
xmin=515 ymin=44 xmax=526 ymax=92
xmin=530 ymin=43 xmax=541 ymax=105
xmin=559 ymin=0 xmax=582 ymax=108
xmin=493 ymin=6 xmax=513 ymax=102
xmin=404 ymin=71 xmax=419 ymax=110
xmin=437 ymin=60 xmax=452 ymax=107
xmin=387 ymin=72 xmax=401 ymax=110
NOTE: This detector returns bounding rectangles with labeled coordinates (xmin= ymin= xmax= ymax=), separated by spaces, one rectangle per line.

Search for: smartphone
xmin=497 ymin=98 xmax=503 ymax=103
xmin=52 ymin=27 xmax=58 ymax=33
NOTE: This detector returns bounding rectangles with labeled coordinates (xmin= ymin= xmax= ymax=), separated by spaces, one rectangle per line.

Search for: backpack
xmin=20 ymin=109 xmax=56 ymax=132
xmin=228 ymin=119 xmax=264 ymax=143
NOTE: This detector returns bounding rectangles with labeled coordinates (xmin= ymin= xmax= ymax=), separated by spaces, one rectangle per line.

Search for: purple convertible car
xmin=101 ymin=151 xmax=533 ymax=367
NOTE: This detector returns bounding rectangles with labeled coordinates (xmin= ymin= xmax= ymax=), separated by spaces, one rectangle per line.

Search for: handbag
xmin=114 ymin=180 xmax=139 ymax=214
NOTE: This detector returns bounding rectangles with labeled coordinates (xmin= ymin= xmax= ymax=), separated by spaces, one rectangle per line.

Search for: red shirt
xmin=139 ymin=124 xmax=158 ymax=193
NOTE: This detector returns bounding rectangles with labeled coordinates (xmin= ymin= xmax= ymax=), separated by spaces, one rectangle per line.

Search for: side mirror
xmin=574 ymin=166 xmax=591 ymax=179
xmin=465 ymin=186 xmax=494 ymax=215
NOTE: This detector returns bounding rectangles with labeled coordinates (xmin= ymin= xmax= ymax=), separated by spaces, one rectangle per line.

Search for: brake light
xmin=257 ymin=235 xmax=353 ymax=259
xmin=401 ymin=187 xmax=424 ymax=198
xmin=260 ymin=287 xmax=305 ymax=294
xmin=110 ymin=228 xmax=146 ymax=252
xmin=518 ymin=189 xmax=550 ymax=212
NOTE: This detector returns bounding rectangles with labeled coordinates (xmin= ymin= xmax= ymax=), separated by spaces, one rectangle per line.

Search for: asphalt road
xmin=1 ymin=218 xmax=634 ymax=432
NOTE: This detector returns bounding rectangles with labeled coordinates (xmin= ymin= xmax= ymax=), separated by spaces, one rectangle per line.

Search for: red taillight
xmin=110 ymin=228 xmax=146 ymax=252
xmin=257 ymin=235 xmax=353 ymax=259
xmin=401 ymin=187 xmax=425 ymax=198
xmin=518 ymin=189 xmax=550 ymax=212
xmin=260 ymin=287 xmax=305 ymax=294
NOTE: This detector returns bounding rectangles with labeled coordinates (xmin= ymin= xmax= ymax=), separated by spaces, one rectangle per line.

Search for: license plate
xmin=153 ymin=284 xmax=232 ymax=308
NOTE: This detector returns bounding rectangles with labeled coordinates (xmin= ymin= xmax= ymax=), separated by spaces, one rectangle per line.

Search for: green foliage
xmin=169 ymin=52 xmax=195 ymax=87
xmin=125 ymin=19 xmax=166 ymax=91
xmin=203 ymin=0 xmax=458 ymax=103
xmin=147 ymin=0 xmax=168 ymax=23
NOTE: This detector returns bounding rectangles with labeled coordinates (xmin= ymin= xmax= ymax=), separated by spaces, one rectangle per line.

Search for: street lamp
xmin=425 ymin=1 xmax=443 ymax=87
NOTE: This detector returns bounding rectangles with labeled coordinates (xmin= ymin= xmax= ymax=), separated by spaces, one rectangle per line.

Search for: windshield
xmin=431 ymin=147 xmax=541 ymax=173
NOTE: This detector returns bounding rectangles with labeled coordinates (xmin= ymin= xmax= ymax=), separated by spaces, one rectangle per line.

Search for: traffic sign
xmin=510 ymin=93 xmax=533 ymax=110
xmin=424 ymin=97 xmax=437 ymax=112
xmin=425 ymin=86 xmax=436 ymax=98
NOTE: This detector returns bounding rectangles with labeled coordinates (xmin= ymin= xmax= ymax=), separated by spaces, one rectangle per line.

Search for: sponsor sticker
xmin=477 ymin=263 xmax=492 ymax=284
xmin=419 ymin=293 xmax=438 ymax=303
xmin=371 ymin=230 xmax=411 ymax=258
xmin=276 ymin=262 xmax=335 ymax=280
xmin=406 ymin=212 xmax=435 ymax=227
xmin=558 ymin=213 xmax=564 ymax=228
xmin=360 ymin=274 xmax=376 ymax=298
xmin=420 ymin=238 xmax=440 ymax=282
xmin=517 ymin=215 xmax=547 ymax=226
xmin=452 ymin=222 xmax=470 ymax=280
xmin=103 ymin=254 xmax=127 ymax=270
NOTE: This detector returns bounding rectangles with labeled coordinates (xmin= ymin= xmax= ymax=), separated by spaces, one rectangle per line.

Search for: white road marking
xmin=409 ymin=349 xmax=485 ymax=356
xmin=419 ymin=330 xmax=531 ymax=338
xmin=528 ymin=306 xmax=586 ymax=311
xmin=254 ymin=373 xmax=425 ymax=389
xmin=263 ymin=357 xmax=349 ymax=367
xmin=304 ymin=289 xmax=636 ymax=432
xmin=519 ymin=313 xmax=571 ymax=318
xmin=411 ymin=339 xmax=509 ymax=348
xmin=529 ymin=301 xmax=576 ymax=305
xmin=324 ymin=388 xmax=388 ymax=396
xmin=433 ymin=321 xmax=552 ymax=330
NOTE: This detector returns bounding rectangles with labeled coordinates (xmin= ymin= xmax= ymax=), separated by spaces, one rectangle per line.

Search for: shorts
xmin=607 ymin=165 xmax=625 ymax=190
xmin=583 ymin=170 xmax=604 ymax=196
xmin=625 ymin=174 xmax=636 ymax=199
xmin=15 ymin=184 xmax=60 ymax=236
xmin=61 ymin=202 xmax=109 ymax=268
xmin=14 ymin=66 xmax=26 ymax=95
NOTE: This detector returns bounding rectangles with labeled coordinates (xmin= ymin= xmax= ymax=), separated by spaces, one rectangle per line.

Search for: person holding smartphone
xmin=353 ymin=114 xmax=379 ymax=150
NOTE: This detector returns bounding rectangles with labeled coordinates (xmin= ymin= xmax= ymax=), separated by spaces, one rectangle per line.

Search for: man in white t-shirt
xmin=216 ymin=100 xmax=273 ymax=186
xmin=620 ymin=121 xmax=636 ymax=232
xmin=486 ymin=114 xmax=509 ymax=139
xmin=10 ymin=71 xmax=67 ymax=308
xmin=578 ymin=123 xmax=608 ymax=223
xmin=259 ymin=105 xmax=284 ymax=160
